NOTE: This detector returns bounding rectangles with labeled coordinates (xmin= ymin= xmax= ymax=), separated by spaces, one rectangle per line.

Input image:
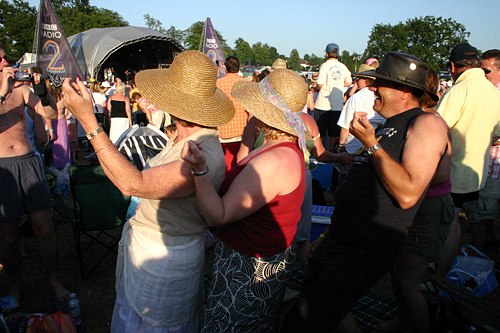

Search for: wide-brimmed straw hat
xmin=135 ymin=50 xmax=235 ymax=127
xmin=271 ymin=58 xmax=287 ymax=71
xmin=353 ymin=64 xmax=376 ymax=79
xmin=232 ymin=69 xmax=307 ymax=138
xmin=356 ymin=51 xmax=438 ymax=102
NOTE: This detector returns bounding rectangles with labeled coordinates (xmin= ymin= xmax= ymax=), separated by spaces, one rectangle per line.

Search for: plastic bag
xmin=25 ymin=311 xmax=77 ymax=333
xmin=46 ymin=163 xmax=71 ymax=198
xmin=445 ymin=245 xmax=498 ymax=298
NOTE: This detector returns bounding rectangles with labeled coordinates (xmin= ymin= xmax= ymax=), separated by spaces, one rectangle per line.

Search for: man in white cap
xmin=313 ymin=43 xmax=352 ymax=150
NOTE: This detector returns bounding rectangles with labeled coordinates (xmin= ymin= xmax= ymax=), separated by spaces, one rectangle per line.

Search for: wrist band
xmin=86 ymin=126 xmax=104 ymax=141
xmin=192 ymin=166 xmax=209 ymax=176
xmin=94 ymin=142 xmax=113 ymax=154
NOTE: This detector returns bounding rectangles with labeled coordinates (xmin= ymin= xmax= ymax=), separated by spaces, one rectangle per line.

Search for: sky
xmin=28 ymin=0 xmax=500 ymax=57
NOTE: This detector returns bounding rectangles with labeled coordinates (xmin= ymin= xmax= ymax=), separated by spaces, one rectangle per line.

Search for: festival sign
xmin=36 ymin=0 xmax=83 ymax=79
xmin=202 ymin=17 xmax=226 ymax=77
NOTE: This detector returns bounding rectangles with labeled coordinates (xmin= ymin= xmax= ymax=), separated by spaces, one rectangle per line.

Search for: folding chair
xmin=69 ymin=165 xmax=130 ymax=279
xmin=433 ymin=276 xmax=500 ymax=332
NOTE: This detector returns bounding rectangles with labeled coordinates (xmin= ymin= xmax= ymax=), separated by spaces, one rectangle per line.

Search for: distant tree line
xmin=0 ymin=0 xmax=470 ymax=72
xmin=0 ymin=0 xmax=127 ymax=61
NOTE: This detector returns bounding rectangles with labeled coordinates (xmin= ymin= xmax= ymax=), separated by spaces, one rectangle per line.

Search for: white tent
xmin=67 ymin=26 xmax=184 ymax=80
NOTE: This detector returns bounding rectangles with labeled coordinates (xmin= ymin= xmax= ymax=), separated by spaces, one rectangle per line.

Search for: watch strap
xmin=366 ymin=143 xmax=382 ymax=155
xmin=86 ymin=126 xmax=103 ymax=141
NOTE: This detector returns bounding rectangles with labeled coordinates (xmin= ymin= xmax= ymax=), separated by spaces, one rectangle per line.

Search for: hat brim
xmin=136 ymin=68 xmax=235 ymax=127
xmin=353 ymin=71 xmax=376 ymax=80
xmin=232 ymin=80 xmax=300 ymax=137
xmin=356 ymin=70 xmax=439 ymax=102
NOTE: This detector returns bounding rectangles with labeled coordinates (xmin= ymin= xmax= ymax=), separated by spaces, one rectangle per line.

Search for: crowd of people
xmin=0 ymin=39 xmax=499 ymax=333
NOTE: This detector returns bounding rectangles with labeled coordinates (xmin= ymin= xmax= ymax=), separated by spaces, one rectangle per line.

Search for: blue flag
xmin=35 ymin=0 xmax=83 ymax=79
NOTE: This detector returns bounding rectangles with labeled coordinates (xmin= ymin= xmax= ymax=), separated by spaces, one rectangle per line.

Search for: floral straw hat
xmin=135 ymin=50 xmax=235 ymax=127
xmin=232 ymin=68 xmax=308 ymax=148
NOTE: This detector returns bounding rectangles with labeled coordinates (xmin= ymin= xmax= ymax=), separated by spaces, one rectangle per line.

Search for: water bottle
xmin=68 ymin=293 xmax=82 ymax=329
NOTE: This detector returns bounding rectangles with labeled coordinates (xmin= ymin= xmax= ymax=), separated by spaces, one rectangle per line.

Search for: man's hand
xmin=62 ymin=78 xmax=97 ymax=127
xmin=349 ymin=112 xmax=378 ymax=147
xmin=0 ymin=66 xmax=15 ymax=97
xmin=32 ymin=72 xmax=43 ymax=85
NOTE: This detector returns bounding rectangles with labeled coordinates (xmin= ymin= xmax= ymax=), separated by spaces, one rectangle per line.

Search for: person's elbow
xmin=206 ymin=219 xmax=222 ymax=227
xmin=205 ymin=213 xmax=231 ymax=227
xmin=396 ymin=194 xmax=420 ymax=210
xmin=44 ymin=107 xmax=58 ymax=119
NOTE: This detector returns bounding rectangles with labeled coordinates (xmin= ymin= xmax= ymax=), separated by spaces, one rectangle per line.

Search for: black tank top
xmin=110 ymin=100 xmax=127 ymax=118
xmin=334 ymin=107 xmax=425 ymax=246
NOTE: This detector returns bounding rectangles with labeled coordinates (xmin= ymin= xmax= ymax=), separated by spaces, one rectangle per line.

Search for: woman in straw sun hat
xmin=181 ymin=68 xmax=307 ymax=332
xmin=61 ymin=50 xmax=234 ymax=333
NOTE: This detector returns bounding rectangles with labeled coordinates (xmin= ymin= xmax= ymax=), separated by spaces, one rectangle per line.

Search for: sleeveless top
xmin=334 ymin=107 xmax=425 ymax=246
xmin=110 ymin=100 xmax=127 ymax=118
xmin=254 ymin=131 xmax=316 ymax=168
xmin=138 ymin=97 xmax=158 ymax=113
xmin=216 ymin=142 xmax=306 ymax=257
xmin=426 ymin=179 xmax=452 ymax=198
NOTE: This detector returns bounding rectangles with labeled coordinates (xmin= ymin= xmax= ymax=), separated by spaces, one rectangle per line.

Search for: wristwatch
xmin=86 ymin=126 xmax=104 ymax=141
xmin=366 ymin=143 xmax=382 ymax=155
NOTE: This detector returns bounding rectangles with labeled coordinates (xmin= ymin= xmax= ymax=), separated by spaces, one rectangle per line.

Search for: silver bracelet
xmin=192 ymin=166 xmax=209 ymax=176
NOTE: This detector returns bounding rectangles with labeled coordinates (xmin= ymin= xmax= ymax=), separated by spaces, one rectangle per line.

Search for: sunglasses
xmin=0 ymin=55 xmax=7 ymax=63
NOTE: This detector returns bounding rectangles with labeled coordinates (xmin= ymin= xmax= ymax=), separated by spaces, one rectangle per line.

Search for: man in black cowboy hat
xmin=283 ymin=52 xmax=451 ymax=333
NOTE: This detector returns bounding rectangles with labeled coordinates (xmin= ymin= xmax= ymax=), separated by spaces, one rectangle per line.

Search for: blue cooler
xmin=310 ymin=205 xmax=334 ymax=241
xmin=310 ymin=159 xmax=333 ymax=191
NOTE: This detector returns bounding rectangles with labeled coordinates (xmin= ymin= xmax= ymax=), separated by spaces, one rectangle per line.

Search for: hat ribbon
xmin=259 ymin=78 xmax=306 ymax=149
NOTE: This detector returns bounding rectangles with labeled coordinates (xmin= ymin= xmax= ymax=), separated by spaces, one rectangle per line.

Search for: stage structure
xmin=67 ymin=26 xmax=184 ymax=80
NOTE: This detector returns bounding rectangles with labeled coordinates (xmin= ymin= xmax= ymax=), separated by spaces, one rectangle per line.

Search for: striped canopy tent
xmin=67 ymin=26 xmax=184 ymax=80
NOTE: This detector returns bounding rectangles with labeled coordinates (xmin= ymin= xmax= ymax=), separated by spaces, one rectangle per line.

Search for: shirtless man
xmin=0 ymin=44 xmax=68 ymax=310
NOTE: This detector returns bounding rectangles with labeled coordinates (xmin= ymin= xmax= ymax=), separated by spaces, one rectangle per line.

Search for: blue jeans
xmin=282 ymin=224 xmax=401 ymax=332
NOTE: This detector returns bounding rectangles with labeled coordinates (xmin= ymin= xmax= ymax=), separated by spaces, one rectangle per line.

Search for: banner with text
xmin=36 ymin=0 xmax=83 ymax=79
xmin=202 ymin=17 xmax=226 ymax=77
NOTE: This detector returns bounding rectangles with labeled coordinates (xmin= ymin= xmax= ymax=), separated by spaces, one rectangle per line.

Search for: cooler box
xmin=310 ymin=205 xmax=334 ymax=241
xmin=310 ymin=159 xmax=333 ymax=191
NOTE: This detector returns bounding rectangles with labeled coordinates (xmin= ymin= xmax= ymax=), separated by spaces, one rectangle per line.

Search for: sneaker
xmin=0 ymin=294 xmax=19 ymax=312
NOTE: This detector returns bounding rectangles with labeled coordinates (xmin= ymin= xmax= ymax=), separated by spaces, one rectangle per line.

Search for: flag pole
xmin=32 ymin=0 xmax=42 ymax=59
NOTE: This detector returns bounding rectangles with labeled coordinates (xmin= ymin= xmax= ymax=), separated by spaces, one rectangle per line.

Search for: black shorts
xmin=315 ymin=109 xmax=341 ymax=137
xmin=404 ymin=195 xmax=454 ymax=260
xmin=0 ymin=152 xmax=53 ymax=222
